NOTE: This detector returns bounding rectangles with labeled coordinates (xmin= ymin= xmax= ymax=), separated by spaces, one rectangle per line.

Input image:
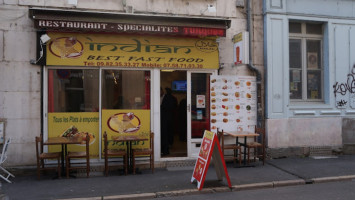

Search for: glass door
xmin=187 ymin=72 xmax=214 ymax=157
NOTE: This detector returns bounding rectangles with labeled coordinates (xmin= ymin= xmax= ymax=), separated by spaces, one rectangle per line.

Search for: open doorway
xmin=161 ymin=71 xmax=187 ymax=157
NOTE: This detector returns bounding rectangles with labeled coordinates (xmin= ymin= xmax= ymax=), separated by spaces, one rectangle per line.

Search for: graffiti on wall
xmin=333 ymin=65 xmax=355 ymax=108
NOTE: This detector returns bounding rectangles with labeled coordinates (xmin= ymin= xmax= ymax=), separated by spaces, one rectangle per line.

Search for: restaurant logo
xmin=195 ymin=40 xmax=218 ymax=53
xmin=49 ymin=37 xmax=84 ymax=58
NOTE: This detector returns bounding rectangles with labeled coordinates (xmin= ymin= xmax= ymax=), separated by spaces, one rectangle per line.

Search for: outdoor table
xmin=112 ymin=135 xmax=148 ymax=174
xmin=224 ymin=131 xmax=259 ymax=167
xmin=44 ymin=137 xmax=83 ymax=176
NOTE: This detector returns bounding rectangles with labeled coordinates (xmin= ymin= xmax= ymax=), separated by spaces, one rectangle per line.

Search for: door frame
xmin=187 ymin=70 xmax=217 ymax=158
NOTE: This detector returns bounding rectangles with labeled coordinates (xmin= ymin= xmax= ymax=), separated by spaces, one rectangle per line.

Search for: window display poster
xmin=210 ymin=75 xmax=257 ymax=133
xmin=196 ymin=95 xmax=206 ymax=108
xmin=101 ymin=109 xmax=151 ymax=150
xmin=48 ymin=112 xmax=99 ymax=157
xmin=292 ymin=70 xmax=301 ymax=82
xmin=290 ymin=82 xmax=298 ymax=91
xmin=308 ymin=52 xmax=318 ymax=69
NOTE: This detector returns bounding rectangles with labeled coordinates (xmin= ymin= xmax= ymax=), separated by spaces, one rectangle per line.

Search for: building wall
xmin=264 ymin=0 xmax=355 ymax=154
xmin=0 ymin=0 xmax=264 ymax=166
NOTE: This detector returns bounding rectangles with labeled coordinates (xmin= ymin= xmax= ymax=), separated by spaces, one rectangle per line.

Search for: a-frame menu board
xmin=191 ymin=130 xmax=232 ymax=190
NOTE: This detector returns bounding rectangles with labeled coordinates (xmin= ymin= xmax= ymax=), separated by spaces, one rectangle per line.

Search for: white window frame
xmin=289 ymin=22 xmax=324 ymax=102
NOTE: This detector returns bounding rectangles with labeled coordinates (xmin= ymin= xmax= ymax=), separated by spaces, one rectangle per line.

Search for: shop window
xmin=289 ymin=22 xmax=323 ymax=101
xmin=102 ymin=70 xmax=150 ymax=110
xmin=47 ymin=69 xmax=100 ymax=158
xmin=48 ymin=69 xmax=99 ymax=112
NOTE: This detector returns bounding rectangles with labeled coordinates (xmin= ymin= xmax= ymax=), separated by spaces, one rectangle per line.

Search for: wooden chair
xmin=35 ymin=135 xmax=61 ymax=180
xmin=246 ymin=127 xmax=266 ymax=165
xmin=66 ymin=133 xmax=90 ymax=178
xmin=217 ymin=129 xmax=242 ymax=166
xmin=103 ymin=132 xmax=128 ymax=176
xmin=132 ymin=132 xmax=154 ymax=174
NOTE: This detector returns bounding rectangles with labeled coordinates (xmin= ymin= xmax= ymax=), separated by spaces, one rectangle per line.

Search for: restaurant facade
xmin=0 ymin=1 xmax=264 ymax=166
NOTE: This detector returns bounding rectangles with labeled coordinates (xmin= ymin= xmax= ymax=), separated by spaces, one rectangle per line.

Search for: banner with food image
xmin=48 ymin=112 xmax=99 ymax=157
xmin=210 ymin=75 xmax=256 ymax=133
xmin=102 ymin=109 xmax=150 ymax=150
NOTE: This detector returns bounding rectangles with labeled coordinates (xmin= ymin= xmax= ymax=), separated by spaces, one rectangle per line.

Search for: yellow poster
xmin=46 ymin=32 xmax=219 ymax=69
xmin=48 ymin=112 xmax=99 ymax=158
xmin=203 ymin=130 xmax=214 ymax=141
xmin=102 ymin=109 xmax=151 ymax=150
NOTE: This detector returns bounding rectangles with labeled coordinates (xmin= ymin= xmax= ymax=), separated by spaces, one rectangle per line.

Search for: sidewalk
xmin=1 ymin=155 xmax=355 ymax=200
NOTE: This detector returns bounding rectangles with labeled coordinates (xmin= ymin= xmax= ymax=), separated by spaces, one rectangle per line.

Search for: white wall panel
xmin=350 ymin=27 xmax=355 ymax=108
xmin=266 ymin=16 xmax=287 ymax=118
xmin=334 ymin=25 xmax=351 ymax=109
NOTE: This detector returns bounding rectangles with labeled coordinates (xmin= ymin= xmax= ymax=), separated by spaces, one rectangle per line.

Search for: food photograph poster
xmin=101 ymin=109 xmax=151 ymax=150
xmin=48 ymin=112 xmax=99 ymax=157
xmin=210 ymin=75 xmax=257 ymax=133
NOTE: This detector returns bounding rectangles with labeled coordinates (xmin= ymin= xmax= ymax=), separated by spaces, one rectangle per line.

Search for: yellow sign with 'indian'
xmin=46 ymin=32 xmax=219 ymax=69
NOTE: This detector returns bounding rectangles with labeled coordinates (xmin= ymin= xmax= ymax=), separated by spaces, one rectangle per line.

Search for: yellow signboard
xmin=102 ymin=109 xmax=151 ymax=150
xmin=48 ymin=112 xmax=99 ymax=158
xmin=46 ymin=32 xmax=219 ymax=69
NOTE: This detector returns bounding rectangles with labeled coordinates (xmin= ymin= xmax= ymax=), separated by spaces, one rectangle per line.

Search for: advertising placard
xmin=191 ymin=130 xmax=231 ymax=190
xmin=101 ymin=109 xmax=151 ymax=150
xmin=46 ymin=32 xmax=219 ymax=69
xmin=196 ymin=95 xmax=206 ymax=108
xmin=48 ymin=112 xmax=99 ymax=157
xmin=210 ymin=75 xmax=256 ymax=133
xmin=233 ymin=32 xmax=249 ymax=65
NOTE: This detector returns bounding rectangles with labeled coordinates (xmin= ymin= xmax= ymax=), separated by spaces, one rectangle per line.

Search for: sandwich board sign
xmin=191 ymin=130 xmax=232 ymax=190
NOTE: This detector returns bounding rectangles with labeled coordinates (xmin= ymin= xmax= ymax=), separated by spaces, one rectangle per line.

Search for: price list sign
xmin=210 ymin=75 xmax=257 ymax=133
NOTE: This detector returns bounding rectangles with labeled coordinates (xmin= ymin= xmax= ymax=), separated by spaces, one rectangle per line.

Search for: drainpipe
xmin=246 ymin=0 xmax=263 ymax=128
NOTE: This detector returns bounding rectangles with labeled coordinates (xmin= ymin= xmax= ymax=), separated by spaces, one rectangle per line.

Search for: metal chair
xmin=132 ymin=132 xmax=154 ymax=174
xmin=35 ymin=135 xmax=62 ymax=180
xmin=66 ymin=133 xmax=90 ymax=178
xmin=217 ymin=129 xmax=242 ymax=166
xmin=103 ymin=132 xmax=127 ymax=176
xmin=0 ymin=138 xmax=15 ymax=183
xmin=246 ymin=127 xmax=266 ymax=165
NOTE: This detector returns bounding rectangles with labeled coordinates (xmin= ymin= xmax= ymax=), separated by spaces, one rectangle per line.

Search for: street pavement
xmin=1 ymin=155 xmax=355 ymax=200
xmin=158 ymin=180 xmax=355 ymax=200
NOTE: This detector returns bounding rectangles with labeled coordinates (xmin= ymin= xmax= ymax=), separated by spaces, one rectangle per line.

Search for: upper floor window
xmin=289 ymin=22 xmax=323 ymax=101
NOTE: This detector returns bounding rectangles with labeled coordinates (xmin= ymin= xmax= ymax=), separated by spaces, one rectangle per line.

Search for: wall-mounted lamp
xmin=30 ymin=34 xmax=51 ymax=65
xmin=201 ymin=4 xmax=216 ymax=15
xmin=40 ymin=34 xmax=51 ymax=44
xmin=67 ymin=0 xmax=78 ymax=6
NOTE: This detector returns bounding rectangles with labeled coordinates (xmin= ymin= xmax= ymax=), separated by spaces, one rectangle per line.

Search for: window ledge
xmin=289 ymin=102 xmax=332 ymax=109
xmin=319 ymin=110 xmax=341 ymax=115
xmin=293 ymin=110 xmax=316 ymax=115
